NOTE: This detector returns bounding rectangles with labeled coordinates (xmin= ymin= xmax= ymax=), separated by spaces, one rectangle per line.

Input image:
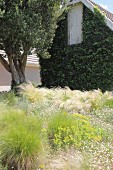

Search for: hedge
xmin=40 ymin=6 xmax=113 ymax=91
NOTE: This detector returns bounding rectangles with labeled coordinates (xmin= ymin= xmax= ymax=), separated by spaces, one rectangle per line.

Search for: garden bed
xmin=0 ymin=85 xmax=113 ymax=170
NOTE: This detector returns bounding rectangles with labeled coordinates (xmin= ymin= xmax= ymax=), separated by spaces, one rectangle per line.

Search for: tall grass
xmin=20 ymin=84 xmax=113 ymax=114
xmin=20 ymin=84 xmax=46 ymax=103
xmin=0 ymin=91 xmax=17 ymax=106
xmin=0 ymin=110 xmax=42 ymax=170
xmin=0 ymin=84 xmax=113 ymax=169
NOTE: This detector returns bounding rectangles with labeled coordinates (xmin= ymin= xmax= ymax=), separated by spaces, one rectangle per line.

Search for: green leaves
xmin=0 ymin=0 xmax=63 ymax=58
xmin=47 ymin=112 xmax=103 ymax=149
xmin=40 ymin=6 xmax=113 ymax=91
xmin=0 ymin=109 xmax=42 ymax=169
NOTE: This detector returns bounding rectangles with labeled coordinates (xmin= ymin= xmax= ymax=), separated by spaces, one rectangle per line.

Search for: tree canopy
xmin=0 ymin=0 xmax=64 ymax=88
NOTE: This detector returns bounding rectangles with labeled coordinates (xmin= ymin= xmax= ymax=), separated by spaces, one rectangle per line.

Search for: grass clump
xmin=47 ymin=112 xmax=103 ymax=149
xmin=0 ymin=91 xmax=17 ymax=106
xmin=20 ymin=84 xmax=45 ymax=103
xmin=103 ymin=98 xmax=113 ymax=108
xmin=0 ymin=110 xmax=42 ymax=170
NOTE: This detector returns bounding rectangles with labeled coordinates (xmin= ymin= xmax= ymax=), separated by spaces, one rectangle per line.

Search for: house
xmin=40 ymin=0 xmax=113 ymax=91
xmin=0 ymin=50 xmax=41 ymax=91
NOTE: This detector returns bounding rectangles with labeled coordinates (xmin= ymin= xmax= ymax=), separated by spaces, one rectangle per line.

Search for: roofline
xmin=0 ymin=50 xmax=40 ymax=68
xmin=68 ymin=0 xmax=113 ymax=31
xmin=27 ymin=62 xmax=40 ymax=68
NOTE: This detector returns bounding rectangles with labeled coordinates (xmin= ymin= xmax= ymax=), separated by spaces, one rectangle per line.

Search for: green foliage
xmin=0 ymin=110 xmax=42 ymax=170
xmin=40 ymin=6 xmax=113 ymax=91
xmin=0 ymin=0 xmax=63 ymax=58
xmin=0 ymin=91 xmax=17 ymax=106
xmin=0 ymin=88 xmax=113 ymax=169
xmin=94 ymin=6 xmax=105 ymax=23
xmin=103 ymin=98 xmax=113 ymax=108
xmin=47 ymin=112 xmax=103 ymax=149
xmin=0 ymin=0 xmax=64 ymax=88
xmin=0 ymin=164 xmax=7 ymax=170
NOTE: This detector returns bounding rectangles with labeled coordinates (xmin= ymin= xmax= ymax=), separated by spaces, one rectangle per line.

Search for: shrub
xmin=47 ymin=112 xmax=103 ymax=149
xmin=0 ymin=110 xmax=42 ymax=170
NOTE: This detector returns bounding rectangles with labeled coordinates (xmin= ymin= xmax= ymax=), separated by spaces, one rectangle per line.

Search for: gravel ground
xmin=43 ymin=149 xmax=83 ymax=170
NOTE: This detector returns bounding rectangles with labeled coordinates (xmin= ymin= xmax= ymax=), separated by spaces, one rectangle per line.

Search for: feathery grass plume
xmin=20 ymin=83 xmax=47 ymax=103
xmin=19 ymin=85 xmax=113 ymax=114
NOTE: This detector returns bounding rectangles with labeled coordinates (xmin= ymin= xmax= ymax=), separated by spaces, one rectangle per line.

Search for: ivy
xmin=40 ymin=6 xmax=113 ymax=91
xmin=94 ymin=6 xmax=106 ymax=24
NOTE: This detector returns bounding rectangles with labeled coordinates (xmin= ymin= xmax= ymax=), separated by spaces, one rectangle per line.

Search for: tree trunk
xmin=7 ymin=54 xmax=27 ymax=91
xmin=11 ymin=59 xmax=26 ymax=91
xmin=0 ymin=51 xmax=28 ymax=92
xmin=11 ymin=65 xmax=26 ymax=89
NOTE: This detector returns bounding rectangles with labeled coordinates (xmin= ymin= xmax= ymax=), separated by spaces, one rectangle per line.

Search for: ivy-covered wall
xmin=40 ymin=6 xmax=113 ymax=91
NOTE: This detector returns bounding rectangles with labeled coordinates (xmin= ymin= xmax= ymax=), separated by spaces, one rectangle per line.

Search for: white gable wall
xmin=68 ymin=0 xmax=113 ymax=31
xmin=68 ymin=4 xmax=83 ymax=45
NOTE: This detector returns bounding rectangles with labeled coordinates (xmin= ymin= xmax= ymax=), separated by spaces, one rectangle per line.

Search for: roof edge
xmin=68 ymin=0 xmax=113 ymax=31
xmin=26 ymin=62 xmax=40 ymax=68
xmin=0 ymin=50 xmax=40 ymax=68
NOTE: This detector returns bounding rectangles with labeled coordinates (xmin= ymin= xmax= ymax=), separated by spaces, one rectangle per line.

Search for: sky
xmin=93 ymin=0 xmax=113 ymax=13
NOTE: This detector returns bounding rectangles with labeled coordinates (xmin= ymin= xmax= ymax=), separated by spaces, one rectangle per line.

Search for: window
xmin=68 ymin=4 xmax=83 ymax=45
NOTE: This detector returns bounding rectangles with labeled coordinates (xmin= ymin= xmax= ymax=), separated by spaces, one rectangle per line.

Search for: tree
xmin=0 ymin=0 xmax=64 ymax=89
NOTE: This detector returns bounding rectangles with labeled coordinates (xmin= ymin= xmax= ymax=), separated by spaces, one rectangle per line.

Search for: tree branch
xmin=21 ymin=48 xmax=28 ymax=72
xmin=22 ymin=54 xmax=27 ymax=71
xmin=0 ymin=54 xmax=11 ymax=73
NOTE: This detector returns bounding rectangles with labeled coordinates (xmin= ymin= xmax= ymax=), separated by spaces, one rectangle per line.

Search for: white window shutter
xmin=68 ymin=4 xmax=83 ymax=45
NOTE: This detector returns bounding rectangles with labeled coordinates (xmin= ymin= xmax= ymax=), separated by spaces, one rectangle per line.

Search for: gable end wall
xmin=40 ymin=6 xmax=113 ymax=91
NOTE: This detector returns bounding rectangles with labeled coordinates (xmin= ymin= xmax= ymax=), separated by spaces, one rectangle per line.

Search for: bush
xmin=47 ymin=112 xmax=103 ymax=149
xmin=0 ymin=110 xmax=42 ymax=170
